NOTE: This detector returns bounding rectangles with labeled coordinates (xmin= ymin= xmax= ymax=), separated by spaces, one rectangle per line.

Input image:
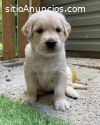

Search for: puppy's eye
xmin=56 ymin=28 xmax=61 ymax=33
xmin=37 ymin=29 xmax=43 ymax=33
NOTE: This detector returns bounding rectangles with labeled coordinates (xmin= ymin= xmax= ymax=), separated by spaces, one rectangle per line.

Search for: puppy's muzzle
xmin=45 ymin=39 xmax=56 ymax=50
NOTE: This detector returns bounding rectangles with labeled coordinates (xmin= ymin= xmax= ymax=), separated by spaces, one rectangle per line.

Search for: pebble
xmin=8 ymin=70 xmax=11 ymax=72
xmin=4 ymin=75 xmax=8 ymax=78
xmin=6 ymin=78 xmax=11 ymax=82
xmin=88 ymin=78 xmax=92 ymax=81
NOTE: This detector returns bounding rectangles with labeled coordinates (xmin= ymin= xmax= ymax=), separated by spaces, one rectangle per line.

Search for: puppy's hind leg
xmin=66 ymin=86 xmax=80 ymax=99
xmin=65 ymin=80 xmax=80 ymax=99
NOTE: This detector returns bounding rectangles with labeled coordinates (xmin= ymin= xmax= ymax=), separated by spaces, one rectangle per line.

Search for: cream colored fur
xmin=21 ymin=10 xmax=81 ymax=111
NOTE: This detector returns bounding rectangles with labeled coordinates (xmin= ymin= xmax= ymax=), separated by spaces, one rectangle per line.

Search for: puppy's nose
xmin=46 ymin=40 xmax=56 ymax=49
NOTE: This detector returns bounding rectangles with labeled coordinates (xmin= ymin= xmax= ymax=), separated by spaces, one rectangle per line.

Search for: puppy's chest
xmin=36 ymin=70 xmax=54 ymax=91
xmin=33 ymin=63 xmax=56 ymax=91
xmin=31 ymin=57 xmax=59 ymax=91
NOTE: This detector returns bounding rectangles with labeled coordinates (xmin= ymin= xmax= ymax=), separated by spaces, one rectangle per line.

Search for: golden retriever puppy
xmin=21 ymin=10 xmax=86 ymax=111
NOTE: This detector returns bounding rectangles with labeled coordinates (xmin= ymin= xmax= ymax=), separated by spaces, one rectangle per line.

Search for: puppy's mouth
xmin=46 ymin=48 xmax=56 ymax=53
xmin=45 ymin=48 xmax=60 ymax=56
xmin=38 ymin=47 xmax=59 ymax=57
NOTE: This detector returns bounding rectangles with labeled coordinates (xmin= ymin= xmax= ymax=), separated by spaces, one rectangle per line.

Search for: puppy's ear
xmin=63 ymin=21 xmax=71 ymax=38
xmin=21 ymin=19 xmax=33 ymax=38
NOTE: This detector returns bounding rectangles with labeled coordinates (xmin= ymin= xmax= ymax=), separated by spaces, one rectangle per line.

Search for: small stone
xmin=6 ymin=78 xmax=11 ymax=82
xmin=4 ymin=75 xmax=8 ymax=78
xmin=8 ymin=70 xmax=11 ymax=72
xmin=78 ymin=113 xmax=82 ymax=115
xmin=88 ymin=78 xmax=92 ymax=81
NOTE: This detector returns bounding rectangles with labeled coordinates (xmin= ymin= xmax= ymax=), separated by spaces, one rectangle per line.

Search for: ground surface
xmin=0 ymin=57 xmax=100 ymax=125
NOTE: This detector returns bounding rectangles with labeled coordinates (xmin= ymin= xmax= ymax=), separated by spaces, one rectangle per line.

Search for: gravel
xmin=0 ymin=58 xmax=100 ymax=125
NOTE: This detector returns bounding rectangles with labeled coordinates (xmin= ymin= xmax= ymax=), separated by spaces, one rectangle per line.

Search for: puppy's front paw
xmin=55 ymin=99 xmax=71 ymax=111
xmin=21 ymin=96 xmax=36 ymax=105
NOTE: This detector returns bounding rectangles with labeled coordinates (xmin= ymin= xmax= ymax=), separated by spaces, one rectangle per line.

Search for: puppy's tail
xmin=72 ymin=83 xmax=88 ymax=90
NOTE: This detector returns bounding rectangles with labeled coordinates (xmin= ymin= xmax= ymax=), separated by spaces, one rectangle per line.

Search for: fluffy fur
xmin=21 ymin=10 xmax=86 ymax=111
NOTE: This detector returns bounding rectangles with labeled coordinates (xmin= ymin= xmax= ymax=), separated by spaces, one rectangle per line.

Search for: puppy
xmin=21 ymin=10 xmax=87 ymax=111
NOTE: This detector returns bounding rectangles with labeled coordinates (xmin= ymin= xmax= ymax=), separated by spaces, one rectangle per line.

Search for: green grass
xmin=0 ymin=0 xmax=2 ymax=43
xmin=0 ymin=95 xmax=72 ymax=125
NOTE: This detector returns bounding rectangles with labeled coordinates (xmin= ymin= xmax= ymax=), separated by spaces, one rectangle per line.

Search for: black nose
xmin=45 ymin=40 xmax=56 ymax=49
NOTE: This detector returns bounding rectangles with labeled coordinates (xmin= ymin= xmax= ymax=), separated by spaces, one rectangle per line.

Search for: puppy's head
xmin=22 ymin=10 xmax=71 ymax=57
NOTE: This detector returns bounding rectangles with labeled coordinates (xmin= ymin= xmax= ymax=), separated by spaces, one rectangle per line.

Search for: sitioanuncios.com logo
xmin=5 ymin=5 xmax=86 ymax=13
